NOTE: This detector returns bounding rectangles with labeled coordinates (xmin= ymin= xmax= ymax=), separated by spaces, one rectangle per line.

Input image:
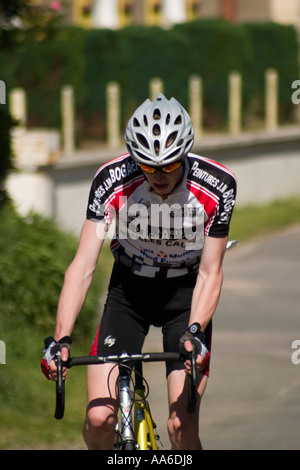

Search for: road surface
xmin=142 ymin=225 xmax=300 ymax=450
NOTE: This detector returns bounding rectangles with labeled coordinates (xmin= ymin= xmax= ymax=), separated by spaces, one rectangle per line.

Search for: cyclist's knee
xmin=85 ymin=405 xmax=117 ymax=438
xmin=167 ymin=414 xmax=199 ymax=449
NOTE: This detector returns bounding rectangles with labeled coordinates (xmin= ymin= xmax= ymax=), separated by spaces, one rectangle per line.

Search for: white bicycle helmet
xmin=125 ymin=94 xmax=194 ymax=166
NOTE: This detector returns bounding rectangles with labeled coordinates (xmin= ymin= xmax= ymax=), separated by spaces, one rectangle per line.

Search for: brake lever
xmin=186 ymin=346 xmax=197 ymax=414
xmin=54 ymin=351 xmax=65 ymax=420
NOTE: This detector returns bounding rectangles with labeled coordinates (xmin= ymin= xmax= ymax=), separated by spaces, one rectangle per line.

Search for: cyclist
xmin=42 ymin=94 xmax=237 ymax=450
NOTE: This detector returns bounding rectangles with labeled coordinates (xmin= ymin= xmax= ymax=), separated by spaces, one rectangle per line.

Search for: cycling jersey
xmin=87 ymin=152 xmax=237 ymax=277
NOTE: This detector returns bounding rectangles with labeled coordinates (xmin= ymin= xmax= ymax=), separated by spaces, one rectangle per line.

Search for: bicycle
xmin=53 ymin=348 xmax=198 ymax=450
xmin=51 ymin=240 xmax=238 ymax=450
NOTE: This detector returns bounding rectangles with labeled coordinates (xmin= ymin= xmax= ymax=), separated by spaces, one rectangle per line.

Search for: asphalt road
xmin=142 ymin=225 xmax=300 ymax=450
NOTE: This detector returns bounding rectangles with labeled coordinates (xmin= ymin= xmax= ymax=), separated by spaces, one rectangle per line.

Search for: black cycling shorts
xmin=90 ymin=262 xmax=212 ymax=376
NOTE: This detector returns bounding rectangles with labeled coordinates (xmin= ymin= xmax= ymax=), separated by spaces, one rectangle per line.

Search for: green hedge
xmin=0 ymin=203 xmax=103 ymax=342
xmin=0 ymin=109 xmax=14 ymax=205
xmin=172 ymin=19 xmax=256 ymax=126
xmin=2 ymin=20 xmax=299 ymax=139
xmin=12 ymin=26 xmax=87 ymax=128
xmin=117 ymin=26 xmax=191 ymax=118
xmin=244 ymin=22 xmax=299 ymax=119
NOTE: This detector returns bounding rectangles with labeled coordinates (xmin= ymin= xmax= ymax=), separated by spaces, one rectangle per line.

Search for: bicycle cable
xmin=111 ymin=362 xmax=152 ymax=441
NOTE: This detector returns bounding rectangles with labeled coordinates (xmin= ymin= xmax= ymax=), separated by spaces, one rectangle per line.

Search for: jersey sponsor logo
xmin=189 ymin=158 xmax=236 ymax=227
xmin=219 ymin=187 xmax=235 ymax=224
xmin=90 ymin=158 xmax=140 ymax=209
xmin=190 ymin=160 xmax=231 ymax=194
xmin=104 ymin=335 xmax=116 ymax=348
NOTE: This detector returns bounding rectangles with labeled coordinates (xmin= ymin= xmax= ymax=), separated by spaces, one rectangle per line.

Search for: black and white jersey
xmin=87 ymin=152 xmax=237 ymax=276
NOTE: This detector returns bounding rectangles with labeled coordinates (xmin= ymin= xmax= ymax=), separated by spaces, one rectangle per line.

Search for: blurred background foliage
xmin=0 ymin=16 xmax=299 ymax=143
xmin=0 ymin=201 xmax=106 ymax=449
xmin=0 ymin=202 xmax=103 ymax=339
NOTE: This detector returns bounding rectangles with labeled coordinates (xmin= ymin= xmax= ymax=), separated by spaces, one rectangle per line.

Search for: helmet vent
xmin=153 ymin=109 xmax=161 ymax=120
xmin=133 ymin=118 xmax=140 ymax=127
xmin=154 ymin=139 xmax=160 ymax=155
xmin=166 ymin=113 xmax=171 ymax=125
xmin=153 ymin=124 xmax=161 ymax=136
xmin=174 ymin=115 xmax=182 ymax=125
xmin=166 ymin=149 xmax=181 ymax=160
xmin=184 ymin=139 xmax=193 ymax=152
xmin=136 ymin=150 xmax=151 ymax=162
xmin=136 ymin=133 xmax=150 ymax=149
xmin=143 ymin=115 xmax=148 ymax=126
xmin=166 ymin=131 xmax=178 ymax=148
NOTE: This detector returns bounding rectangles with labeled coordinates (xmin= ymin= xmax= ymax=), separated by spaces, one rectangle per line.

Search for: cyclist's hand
xmin=179 ymin=324 xmax=210 ymax=375
xmin=41 ymin=336 xmax=72 ymax=381
xmin=182 ymin=340 xmax=206 ymax=375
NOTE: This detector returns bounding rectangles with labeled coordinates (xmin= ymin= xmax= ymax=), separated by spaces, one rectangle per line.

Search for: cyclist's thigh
xmin=162 ymin=310 xmax=190 ymax=375
xmin=90 ymin=287 xmax=149 ymax=357
xmin=86 ymin=362 xmax=119 ymax=406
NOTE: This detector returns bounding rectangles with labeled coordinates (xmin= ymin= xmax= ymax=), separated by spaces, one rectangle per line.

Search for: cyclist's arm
xmin=190 ymin=235 xmax=227 ymax=331
xmin=54 ymin=219 xmax=107 ymax=341
xmin=46 ymin=220 xmax=107 ymax=379
xmin=183 ymin=236 xmax=227 ymax=371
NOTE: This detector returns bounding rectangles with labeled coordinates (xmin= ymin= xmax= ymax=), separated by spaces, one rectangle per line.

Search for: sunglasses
xmin=139 ymin=160 xmax=183 ymax=174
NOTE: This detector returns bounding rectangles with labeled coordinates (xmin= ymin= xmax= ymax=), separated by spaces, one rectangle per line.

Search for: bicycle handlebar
xmin=54 ymin=349 xmax=197 ymax=420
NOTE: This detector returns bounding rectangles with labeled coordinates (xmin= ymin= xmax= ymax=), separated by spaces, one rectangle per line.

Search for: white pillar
xmin=149 ymin=77 xmax=164 ymax=101
xmin=9 ymin=88 xmax=27 ymax=162
xmin=162 ymin=0 xmax=186 ymax=28
xmin=61 ymin=85 xmax=75 ymax=156
xmin=9 ymin=87 xmax=27 ymax=126
xmin=189 ymin=75 xmax=203 ymax=141
xmin=106 ymin=81 xmax=121 ymax=149
xmin=7 ymin=171 xmax=54 ymax=218
xmin=92 ymin=0 xmax=119 ymax=29
xmin=265 ymin=69 xmax=278 ymax=131
xmin=228 ymin=71 xmax=242 ymax=135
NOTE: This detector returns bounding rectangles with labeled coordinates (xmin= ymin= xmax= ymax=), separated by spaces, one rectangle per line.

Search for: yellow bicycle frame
xmin=134 ymin=386 xmax=158 ymax=450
